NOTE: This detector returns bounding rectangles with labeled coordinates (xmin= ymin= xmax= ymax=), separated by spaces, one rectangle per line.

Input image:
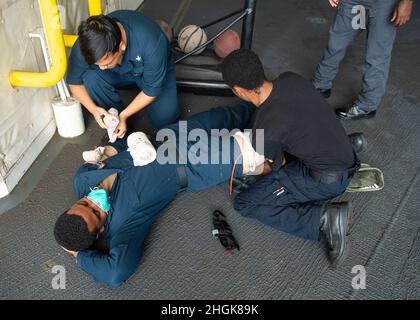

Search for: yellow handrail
xmin=9 ymin=0 xmax=67 ymax=87
xmin=64 ymin=34 xmax=78 ymax=48
xmin=9 ymin=0 xmax=102 ymax=87
xmin=63 ymin=0 xmax=102 ymax=47
xmin=88 ymin=0 xmax=102 ymax=16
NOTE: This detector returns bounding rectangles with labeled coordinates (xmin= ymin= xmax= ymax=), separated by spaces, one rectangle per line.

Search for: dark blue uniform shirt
xmin=73 ymin=151 xmax=180 ymax=287
xmin=66 ymin=10 xmax=172 ymax=97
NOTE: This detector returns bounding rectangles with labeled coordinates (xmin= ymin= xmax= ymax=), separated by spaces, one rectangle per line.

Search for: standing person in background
xmin=67 ymin=11 xmax=180 ymax=138
xmin=313 ymin=0 xmax=414 ymax=120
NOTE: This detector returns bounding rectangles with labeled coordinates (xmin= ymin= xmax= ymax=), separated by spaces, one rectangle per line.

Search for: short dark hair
xmin=54 ymin=211 xmax=97 ymax=251
xmin=78 ymin=15 xmax=122 ymax=65
xmin=221 ymin=49 xmax=266 ymax=90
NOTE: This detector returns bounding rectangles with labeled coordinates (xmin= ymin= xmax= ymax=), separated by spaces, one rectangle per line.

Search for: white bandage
xmin=232 ymin=131 xmax=265 ymax=175
xmin=103 ymin=108 xmax=120 ymax=143
xmin=127 ymin=132 xmax=157 ymax=166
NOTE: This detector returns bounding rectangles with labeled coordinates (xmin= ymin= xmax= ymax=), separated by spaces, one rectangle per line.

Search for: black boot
xmin=348 ymin=132 xmax=367 ymax=153
xmin=320 ymin=202 xmax=351 ymax=267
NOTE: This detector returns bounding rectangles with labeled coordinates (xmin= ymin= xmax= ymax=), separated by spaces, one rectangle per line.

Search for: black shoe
xmin=348 ymin=132 xmax=367 ymax=153
xmin=320 ymin=202 xmax=350 ymax=266
xmin=316 ymin=88 xmax=331 ymax=99
xmin=336 ymin=104 xmax=376 ymax=120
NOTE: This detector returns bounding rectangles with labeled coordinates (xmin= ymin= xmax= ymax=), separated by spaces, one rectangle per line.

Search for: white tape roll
xmin=51 ymin=97 xmax=85 ymax=138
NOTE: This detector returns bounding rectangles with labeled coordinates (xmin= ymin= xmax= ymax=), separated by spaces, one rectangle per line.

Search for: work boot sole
xmin=330 ymin=202 xmax=351 ymax=268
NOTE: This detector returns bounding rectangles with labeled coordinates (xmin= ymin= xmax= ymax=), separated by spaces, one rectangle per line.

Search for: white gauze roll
xmin=103 ymin=108 xmax=119 ymax=143
xmin=52 ymin=97 xmax=85 ymax=138
xmin=127 ymin=132 xmax=157 ymax=166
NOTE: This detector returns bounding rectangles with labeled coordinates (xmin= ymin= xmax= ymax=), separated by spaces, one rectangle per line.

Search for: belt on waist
xmin=309 ymin=166 xmax=358 ymax=184
xmin=310 ymin=152 xmax=361 ymax=184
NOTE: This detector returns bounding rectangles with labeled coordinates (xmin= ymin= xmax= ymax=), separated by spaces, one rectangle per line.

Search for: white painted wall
xmin=0 ymin=0 xmax=57 ymax=199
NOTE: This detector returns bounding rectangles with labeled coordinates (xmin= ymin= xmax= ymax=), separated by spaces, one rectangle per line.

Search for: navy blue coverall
xmin=66 ymin=10 xmax=179 ymax=129
xmin=72 ymin=103 xmax=254 ymax=287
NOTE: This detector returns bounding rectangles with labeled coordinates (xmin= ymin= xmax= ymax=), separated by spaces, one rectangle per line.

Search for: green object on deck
xmin=347 ymin=163 xmax=384 ymax=193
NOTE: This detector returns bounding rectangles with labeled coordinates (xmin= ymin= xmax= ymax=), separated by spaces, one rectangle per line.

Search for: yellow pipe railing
xmin=63 ymin=0 xmax=102 ymax=47
xmin=9 ymin=0 xmax=67 ymax=87
xmin=88 ymin=0 xmax=102 ymax=16
xmin=64 ymin=34 xmax=78 ymax=48
xmin=9 ymin=0 xmax=102 ymax=87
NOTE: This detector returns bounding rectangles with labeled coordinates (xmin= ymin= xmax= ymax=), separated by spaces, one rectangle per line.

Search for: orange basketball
xmin=213 ymin=29 xmax=241 ymax=59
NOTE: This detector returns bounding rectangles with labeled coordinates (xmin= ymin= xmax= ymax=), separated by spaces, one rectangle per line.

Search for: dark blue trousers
xmin=313 ymin=0 xmax=399 ymax=111
xmin=164 ymin=102 xmax=256 ymax=191
xmin=82 ymin=66 xmax=180 ymax=129
xmin=111 ymin=102 xmax=256 ymax=189
xmin=234 ymin=159 xmax=357 ymax=241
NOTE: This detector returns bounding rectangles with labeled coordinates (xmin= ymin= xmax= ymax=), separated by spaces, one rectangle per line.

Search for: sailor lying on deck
xmin=53 ymin=102 xmax=268 ymax=287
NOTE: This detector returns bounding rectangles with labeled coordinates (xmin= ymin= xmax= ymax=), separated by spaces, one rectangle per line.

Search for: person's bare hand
xmin=262 ymin=161 xmax=273 ymax=176
xmin=62 ymin=247 xmax=78 ymax=258
xmin=391 ymin=0 xmax=413 ymax=27
xmin=92 ymin=107 xmax=111 ymax=129
xmin=114 ymin=117 xmax=127 ymax=139
xmin=329 ymin=0 xmax=340 ymax=8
